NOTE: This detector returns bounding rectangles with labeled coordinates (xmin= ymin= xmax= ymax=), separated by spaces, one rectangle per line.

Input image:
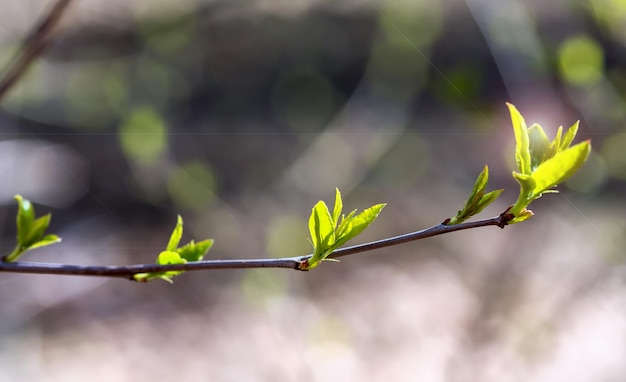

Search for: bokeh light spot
xmin=558 ymin=35 xmax=604 ymax=87
xmin=119 ymin=107 xmax=167 ymax=163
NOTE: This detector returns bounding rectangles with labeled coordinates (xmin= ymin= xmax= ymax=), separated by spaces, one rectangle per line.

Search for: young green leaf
xmin=133 ymin=215 xmax=214 ymax=282
xmin=15 ymin=195 xmax=35 ymax=247
xmin=331 ymin=188 xmax=343 ymax=226
xmin=5 ymin=195 xmax=60 ymax=262
xmin=336 ymin=209 xmax=357 ymax=237
xmin=474 ymin=189 xmax=504 ymax=216
xmin=334 ymin=203 xmax=386 ymax=248
xmin=25 ymin=214 xmax=52 ymax=246
xmin=528 ymin=123 xmax=550 ymax=170
xmin=157 ymin=250 xmax=186 ymax=265
xmin=470 ymin=165 xmax=489 ymax=199
xmin=507 ymin=104 xmax=591 ymax=223
xmin=308 ymin=200 xmax=335 ymax=254
xmin=177 ymin=239 xmax=214 ymax=262
xmin=528 ymin=140 xmax=591 ymax=197
xmin=166 ymin=215 xmax=183 ymax=252
xmin=134 ymin=251 xmax=187 ymax=283
xmin=549 ymin=125 xmax=563 ymax=157
xmin=304 ymin=190 xmax=386 ymax=270
xmin=560 ymin=121 xmax=579 ymax=150
xmin=509 ymin=209 xmax=534 ymax=224
xmin=446 ymin=166 xmax=502 ymax=225
xmin=507 ymin=102 xmax=531 ymax=175
xmin=25 ymin=234 xmax=61 ymax=251
xmin=512 ymin=171 xmax=535 ymax=194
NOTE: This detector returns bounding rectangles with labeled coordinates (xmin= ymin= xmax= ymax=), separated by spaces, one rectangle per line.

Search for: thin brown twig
xmin=0 ymin=0 xmax=73 ymax=101
xmin=0 ymin=214 xmax=509 ymax=280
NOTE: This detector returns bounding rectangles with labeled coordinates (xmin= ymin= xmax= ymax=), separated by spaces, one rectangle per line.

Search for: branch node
xmin=296 ymin=259 xmax=309 ymax=271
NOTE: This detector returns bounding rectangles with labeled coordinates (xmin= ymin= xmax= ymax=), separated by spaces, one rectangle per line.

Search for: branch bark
xmin=0 ymin=215 xmax=509 ymax=280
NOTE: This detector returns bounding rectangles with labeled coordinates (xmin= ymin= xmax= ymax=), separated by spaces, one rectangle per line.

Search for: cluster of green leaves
xmin=446 ymin=165 xmax=503 ymax=225
xmin=304 ymin=188 xmax=385 ymax=270
xmin=133 ymin=215 xmax=214 ymax=283
xmin=3 ymin=195 xmax=60 ymax=262
xmin=506 ymin=103 xmax=591 ymax=222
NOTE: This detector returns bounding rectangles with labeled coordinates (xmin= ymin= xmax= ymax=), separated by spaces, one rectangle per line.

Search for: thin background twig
xmin=0 ymin=0 xmax=73 ymax=101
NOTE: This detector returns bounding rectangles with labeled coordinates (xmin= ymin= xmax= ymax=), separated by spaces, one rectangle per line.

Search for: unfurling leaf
xmin=471 ymin=165 xmax=489 ymax=199
xmin=331 ymin=188 xmax=343 ymax=226
xmin=334 ymin=203 xmax=386 ymax=248
xmin=528 ymin=124 xmax=551 ymax=170
xmin=166 ymin=215 xmax=183 ymax=252
xmin=5 ymin=195 xmax=60 ymax=262
xmin=25 ymin=234 xmax=61 ymax=251
xmin=474 ymin=189 xmax=504 ymax=216
xmin=134 ymin=215 xmax=214 ymax=282
xmin=529 ymin=140 xmax=591 ymax=197
xmin=560 ymin=121 xmax=579 ymax=150
xmin=506 ymin=103 xmax=591 ymax=223
xmin=15 ymin=195 xmax=35 ymax=247
xmin=446 ymin=165 xmax=502 ymax=225
xmin=507 ymin=103 xmax=531 ymax=175
xmin=26 ymin=214 xmax=52 ymax=246
xmin=509 ymin=209 xmax=534 ymax=224
xmin=309 ymin=201 xmax=335 ymax=256
xmin=177 ymin=239 xmax=214 ymax=262
xmin=305 ymin=190 xmax=386 ymax=270
xmin=157 ymin=250 xmax=185 ymax=265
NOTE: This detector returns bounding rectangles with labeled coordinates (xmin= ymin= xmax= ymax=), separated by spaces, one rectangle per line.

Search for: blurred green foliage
xmin=119 ymin=107 xmax=167 ymax=163
xmin=167 ymin=161 xmax=217 ymax=210
xmin=558 ymin=36 xmax=604 ymax=87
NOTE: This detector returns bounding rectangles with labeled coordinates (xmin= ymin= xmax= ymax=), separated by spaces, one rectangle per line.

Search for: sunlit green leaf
xmin=471 ymin=165 xmax=489 ymax=198
xmin=155 ymin=250 xmax=187 ymax=283
xmin=509 ymin=209 xmax=534 ymax=224
xmin=529 ymin=140 xmax=591 ymax=196
xmin=336 ymin=209 xmax=357 ymax=238
xmin=447 ymin=166 xmax=500 ymax=225
xmin=177 ymin=239 xmax=214 ymax=262
xmin=25 ymin=214 xmax=51 ymax=246
xmin=331 ymin=188 xmax=343 ymax=226
xmin=25 ymin=234 xmax=61 ymax=251
xmin=15 ymin=195 xmax=34 ymax=246
xmin=507 ymin=103 xmax=531 ymax=175
xmin=512 ymin=171 xmax=535 ymax=194
xmin=166 ymin=215 xmax=183 ymax=252
xmin=308 ymin=201 xmax=335 ymax=254
xmin=334 ymin=204 xmax=386 ymax=247
xmin=157 ymin=250 xmax=186 ymax=265
xmin=549 ymin=125 xmax=563 ymax=157
xmin=305 ymin=191 xmax=385 ymax=270
xmin=528 ymin=123 xmax=550 ymax=170
xmin=560 ymin=121 xmax=579 ymax=150
xmin=6 ymin=196 xmax=60 ymax=262
xmin=474 ymin=189 xmax=504 ymax=216
xmin=454 ymin=190 xmax=483 ymax=223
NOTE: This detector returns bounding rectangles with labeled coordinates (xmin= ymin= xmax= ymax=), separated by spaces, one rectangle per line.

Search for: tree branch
xmin=0 ymin=0 xmax=73 ymax=101
xmin=0 ymin=214 xmax=510 ymax=280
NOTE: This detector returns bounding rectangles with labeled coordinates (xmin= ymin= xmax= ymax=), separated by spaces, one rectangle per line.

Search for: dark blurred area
xmin=1 ymin=0 xmax=626 ymax=381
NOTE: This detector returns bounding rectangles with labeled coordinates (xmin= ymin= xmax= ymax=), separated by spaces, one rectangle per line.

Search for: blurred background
xmin=1 ymin=0 xmax=626 ymax=380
